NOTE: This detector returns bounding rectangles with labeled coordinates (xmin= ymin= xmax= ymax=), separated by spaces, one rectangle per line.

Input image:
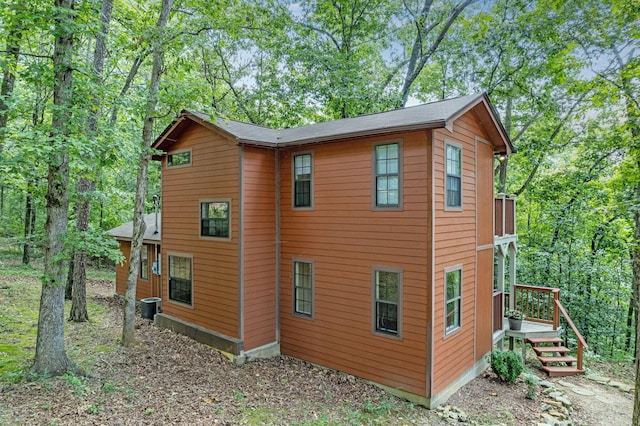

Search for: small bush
xmin=490 ymin=350 xmax=523 ymax=383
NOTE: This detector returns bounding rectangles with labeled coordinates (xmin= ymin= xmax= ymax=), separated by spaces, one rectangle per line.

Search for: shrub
xmin=490 ymin=350 xmax=523 ymax=383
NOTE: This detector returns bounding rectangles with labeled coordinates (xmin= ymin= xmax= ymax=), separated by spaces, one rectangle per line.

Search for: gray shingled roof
xmin=154 ymin=93 xmax=513 ymax=153
xmin=108 ymin=213 xmax=161 ymax=242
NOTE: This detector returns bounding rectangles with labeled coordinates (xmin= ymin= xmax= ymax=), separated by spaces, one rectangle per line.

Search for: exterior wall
xmin=279 ymin=131 xmax=432 ymax=397
xmin=475 ymin=141 xmax=495 ymax=357
xmin=114 ymin=240 xmax=156 ymax=300
xmin=160 ymin=124 xmax=240 ymax=339
xmin=431 ymin=111 xmax=491 ymax=395
xmin=241 ymin=146 xmax=278 ymax=351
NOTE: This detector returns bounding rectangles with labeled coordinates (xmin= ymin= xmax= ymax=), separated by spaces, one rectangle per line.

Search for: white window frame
xmin=445 ymin=265 xmax=462 ymax=335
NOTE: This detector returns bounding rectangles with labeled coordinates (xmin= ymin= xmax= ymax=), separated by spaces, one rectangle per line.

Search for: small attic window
xmin=167 ymin=150 xmax=191 ymax=168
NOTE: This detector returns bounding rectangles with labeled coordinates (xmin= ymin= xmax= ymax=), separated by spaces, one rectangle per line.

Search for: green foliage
xmin=524 ymin=374 xmax=538 ymax=399
xmin=490 ymin=350 xmax=523 ymax=384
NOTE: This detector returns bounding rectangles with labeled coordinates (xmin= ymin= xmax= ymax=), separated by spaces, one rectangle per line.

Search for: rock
xmin=554 ymin=395 xmax=572 ymax=408
xmin=548 ymin=391 xmax=563 ymax=399
xmin=548 ymin=410 xmax=567 ymax=420
xmin=556 ymin=380 xmax=574 ymax=388
xmin=609 ymin=381 xmax=634 ymax=393
xmin=542 ymin=399 xmax=563 ymax=408
xmin=587 ymin=375 xmax=610 ymax=384
xmin=569 ymin=386 xmax=595 ymax=396
xmin=539 ymin=380 xmax=554 ymax=388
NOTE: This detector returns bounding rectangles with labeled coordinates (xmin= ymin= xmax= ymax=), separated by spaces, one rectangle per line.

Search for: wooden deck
xmin=498 ymin=319 xmax=562 ymax=361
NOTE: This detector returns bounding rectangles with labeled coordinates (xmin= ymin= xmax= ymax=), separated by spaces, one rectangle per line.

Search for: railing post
xmin=552 ymin=290 xmax=560 ymax=330
xmin=577 ymin=342 xmax=583 ymax=371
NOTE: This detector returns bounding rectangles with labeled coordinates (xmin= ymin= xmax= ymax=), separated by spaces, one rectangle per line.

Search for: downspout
xmin=275 ymin=149 xmax=281 ymax=343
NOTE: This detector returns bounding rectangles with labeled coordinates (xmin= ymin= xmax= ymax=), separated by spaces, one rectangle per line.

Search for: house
xmin=109 ymin=213 xmax=162 ymax=300
xmin=111 ymin=93 xmax=518 ymax=407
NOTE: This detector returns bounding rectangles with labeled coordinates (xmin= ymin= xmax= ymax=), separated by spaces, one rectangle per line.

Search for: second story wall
xmin=279 ymin=130 xmax=432 ymax=397
xmin=160 ymin=124 xmax=241 ymax=339
xmin=431 ymin=110 xmax=493 ymax=395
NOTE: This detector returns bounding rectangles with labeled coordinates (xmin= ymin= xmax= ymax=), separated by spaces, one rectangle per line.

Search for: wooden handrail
xmin=554 ymin=299 xmax=589 ymax=371
xmin=513 ymin=285 xmax=560 ymax=327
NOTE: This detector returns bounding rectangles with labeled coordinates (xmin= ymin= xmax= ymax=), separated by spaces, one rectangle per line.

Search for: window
xmin=293 ymin=153 xmax=312 ymax=208
xmin=374 ymin=269 xmax=401 ymax=336
xmin=167 ymin=151 xmax=191 ymax=167
xmin=445 ymin=268 xmax=462 ymax=333
xmin=446 ymin=143 xmax=462 ymax=208
xmin=293 ymin=260 xmax=313 ymax=317
xmin=375 ymin=143 xmax=400 ymax=207
xmin=201 ymin=201 xmax=230 ymax=238
xmin=169 ymin=255 xmax=192 ymax=306
xmin=140 ymin=244 xmax=149 ymax=280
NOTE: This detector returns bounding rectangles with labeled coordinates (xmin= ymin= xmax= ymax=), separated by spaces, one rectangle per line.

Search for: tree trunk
xmin=0 ymin=4 xmax=23 ymax=154
xmin=21 ymin=186 xmax=33 ymax=265
xmin=633 ymin=179 xmax=640 ymax=424
xmin=68 ymin=0 xmax=114 ymax=323
xmin=122 ymin=0 xmax=173 ymax=347
xmin=30 ymin=0 xmax=77 ymax=378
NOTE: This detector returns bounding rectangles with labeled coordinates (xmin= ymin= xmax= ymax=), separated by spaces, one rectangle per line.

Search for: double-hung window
xmin=293 ymin=153 xmax=312 ymax=208
xmin=374 ymin=269 xmax=401 ymax=336
xmin=374 ymin=143 xmax=400 ymax=207
xmin=169 ymin=255 xmax=192 ymax=306
xmin=140 ymin=244 xmax=149 ymax=280
xmin=201 ymin=201 xmax=230 ymax=238
xmin=445 ymin=267 xmax=462 ymax=334
xmin=446 ymin=143 xmax=462 ymax=208
xmin=293 ymin=260 xmax=313 ymax=317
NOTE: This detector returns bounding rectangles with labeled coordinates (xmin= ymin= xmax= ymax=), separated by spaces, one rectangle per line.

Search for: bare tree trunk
xmin=396 ymin=0 xmax=477 ymax=107
xmin=31 ymin=0 xmax=77 ymax=377
xmin=634 ymin=179 xmax=640 ymax=424
xmin=21 ymin=186 xmax=33 ymax=265
xmin=0 ymin=5 xmax=23 ymax=154
xmin=68 ymin=0 xmax=114 ymax=323
xmin=122 ymin=0 xmax=173 ymax=347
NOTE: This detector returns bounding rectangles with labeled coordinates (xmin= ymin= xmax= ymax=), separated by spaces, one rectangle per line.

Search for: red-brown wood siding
xmin=160 ymin=125 xmax=240 ymax=339
xmin=475 ymin=141 xmax=495 ymax=356
xmin=115 ymin=241 xmax=156 ymax=300
xmin=242 ymin=146 xmax=277 ymax=350
xmin=431 ymin=111 xmax=492 ymax=395
xmin=279 ymin=131 xmax=431 ymax=397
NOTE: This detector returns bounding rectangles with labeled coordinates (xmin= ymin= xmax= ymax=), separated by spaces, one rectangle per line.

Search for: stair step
xmin=526 ymin=336 xmax=563 ymax=345
xmin=542 ymin=366 xmax=585 ymax=377
xmin=537 ymin=356 xmax=577 ymax=365
xmin=533 ymin=346 xmax=570 ymax=355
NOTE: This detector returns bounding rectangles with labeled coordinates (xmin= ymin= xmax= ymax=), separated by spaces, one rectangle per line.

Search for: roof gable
xmin=152 ymin=93 xmax=514 ymax=155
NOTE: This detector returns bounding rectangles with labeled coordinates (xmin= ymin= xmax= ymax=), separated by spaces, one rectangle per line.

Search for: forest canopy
xmin=0 ymin=0 xmax=638 ymax=362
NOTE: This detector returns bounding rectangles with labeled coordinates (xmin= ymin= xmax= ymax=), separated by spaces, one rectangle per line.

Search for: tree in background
xmin=122 ymin=0 xmax=174 ymax=347
xmin=31 ymin=0 xmax=78 ymax=377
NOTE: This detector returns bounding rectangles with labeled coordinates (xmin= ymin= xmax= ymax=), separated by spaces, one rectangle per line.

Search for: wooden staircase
xmin=526 ymin=336 xmax=585 ymax=377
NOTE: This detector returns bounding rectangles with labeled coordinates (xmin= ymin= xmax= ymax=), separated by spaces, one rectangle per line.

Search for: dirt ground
xmin=0 ymin=278 xmax=634 ymax=425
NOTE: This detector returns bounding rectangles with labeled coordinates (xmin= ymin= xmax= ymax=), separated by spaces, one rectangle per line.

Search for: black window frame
xmin=200 ymin=200 xmax=230 ymax=239
xmin=445 ymin=143 xmax=462 ymax=209
xmin=293 ymin=259 xmax=314 ymax=318
xmin=139 ymin=244 xmax=149 ymax=280
xmin=373 ymin=267 xmax=402 ymax=337
xmin=167 ymin=150 xmax=191 ymax=168
xmin=168 ymin=254 xmax=193 ymax=306
xmin=293 ymin=153 xmax=313 ymax=209
xmin=373 ymin=141 xmax=402 ymax=209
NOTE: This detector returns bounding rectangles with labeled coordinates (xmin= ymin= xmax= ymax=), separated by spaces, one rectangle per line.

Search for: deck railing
xmin=555 ymin=299 xmax=589 ymax=371
xmin=510 ymin=285 xmax=561 ymax=329
xmin=495 ymin=195 xmax=516 ymax=237
xmin=507 ymin=284 xmax=588 ymax=370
